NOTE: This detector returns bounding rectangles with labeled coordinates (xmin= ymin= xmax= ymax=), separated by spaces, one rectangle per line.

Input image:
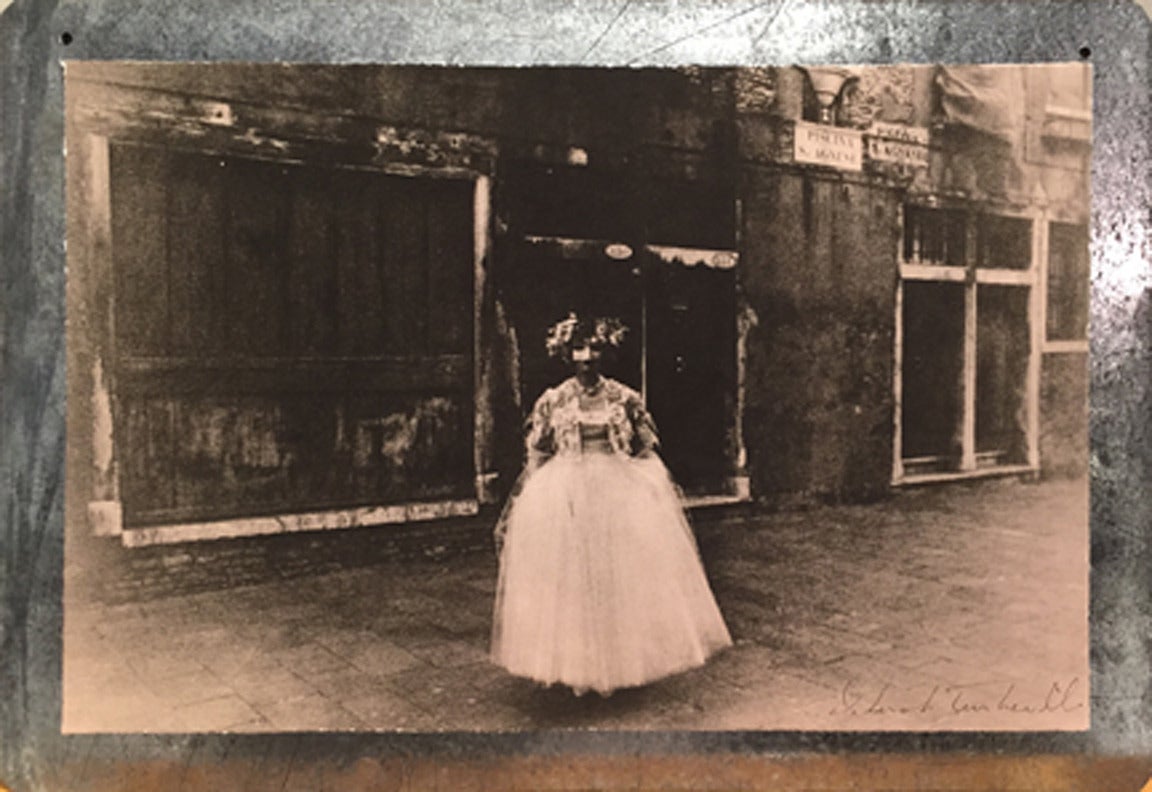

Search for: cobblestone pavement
xmin=63 ymin=476 xmax=1088 ymax=732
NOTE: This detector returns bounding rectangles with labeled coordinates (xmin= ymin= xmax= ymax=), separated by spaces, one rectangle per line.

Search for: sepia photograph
xmin=62 ymin=61 xmax=1091 ymax=733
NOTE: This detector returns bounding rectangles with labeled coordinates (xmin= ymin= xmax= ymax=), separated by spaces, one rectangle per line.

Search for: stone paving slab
xmin=338 ymin=689 xmax=439 ymax=731
xmin=253 ymin=693 xmax=367 ymax=731
xmin=301 ymin=666 xmax=383 ymax=703
xmin=63 ymin=476 xmax=1089 ymax=732
xmin=272 ymin=641 xmax=355 ymax=677
xmin=236 ymin=669 xmax=324 ymax=709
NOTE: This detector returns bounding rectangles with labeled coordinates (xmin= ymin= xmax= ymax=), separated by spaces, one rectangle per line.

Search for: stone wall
xmin=738 ymin=165 xmax=899 ymax=503
xmin=1041 ymin=353 xmax=1090 ymax=478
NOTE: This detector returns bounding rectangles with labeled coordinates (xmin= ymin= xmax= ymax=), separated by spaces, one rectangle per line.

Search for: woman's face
xmin=571 ymin=344 xmax=603 ymax=377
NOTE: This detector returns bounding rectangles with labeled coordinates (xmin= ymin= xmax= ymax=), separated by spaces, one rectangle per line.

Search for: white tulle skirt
xmin=491 ymin=450 xmax=732 ymax=695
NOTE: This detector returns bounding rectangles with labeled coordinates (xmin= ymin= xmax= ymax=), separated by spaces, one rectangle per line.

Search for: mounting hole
xmin=60 ymin=31 xmax=73 ymax=45
xmin=1079 ymin=46 xmax=1091 ymax=59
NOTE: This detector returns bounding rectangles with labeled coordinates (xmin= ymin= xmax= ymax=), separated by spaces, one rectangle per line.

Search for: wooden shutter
xmin=110 ymin=143 xmax=475 ymax=525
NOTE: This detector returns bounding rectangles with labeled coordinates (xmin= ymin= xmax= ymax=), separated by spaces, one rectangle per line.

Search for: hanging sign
xmin=867 ymin=122 xmax=931 ymax=167
xmin=793 ymin=122 xmax=864 ymax=172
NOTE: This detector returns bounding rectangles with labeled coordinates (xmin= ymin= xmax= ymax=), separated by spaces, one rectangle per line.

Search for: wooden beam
xmin=976 ymin=268 xmax=1035 ymax=286
xmin=960 ymin=222 xmax=978 ymax=472
xmin=120 ymin=499 xmax=480 ymax=547
xmin=892 ymin=201 xmax=906 ymax=483
xmin=1043 ymin=339 xmax=1090 ymax=354
xmin=76 ymin=132 xmax=125 ymax=537
xmin=892 ymin=279 xmax=905 ymax=483
xmin=683 ymin=493 xmax=749 ymax=510
xmin=86 ymin=135 xmax=120 ymax=511
xmin=1026 ymin=212 xmax=1046 ymax=469
xmin=896 ymin=463 xmax=1037 ymax=487
xmin=70 ymin=81 xmax=497 ymax=177
xmin=1039 ymin=213 xmax=1053 ymax=347
xmin=473 ymin=175 xmax=497 ymax=504
xmin=899 ymin=263 xmax=966 ymax=282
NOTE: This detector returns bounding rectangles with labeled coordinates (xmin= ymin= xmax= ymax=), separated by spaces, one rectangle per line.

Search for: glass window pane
xmin=976 ymin=285 xmax=1030 ymax=465
xmin=903 ymin=205 xmax=966 ymax=266
xmin=976 ymin=214 xmax=1032 ymax=270
xmin=901 ymin=281 xmax=965 ymax=467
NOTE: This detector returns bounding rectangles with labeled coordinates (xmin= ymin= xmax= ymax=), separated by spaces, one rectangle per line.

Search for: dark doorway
xmin=901 ymin=281 xmax=965 ymax=468
xmin=498 ymin=157 xmax=738 ymax=497
xmin=499 ymin=240 xmax=737 ymax=496
xmin=643 ymin=252 xmax=736 ymax=495
xmin=976 ymin=285 xmax=1030 ymax=466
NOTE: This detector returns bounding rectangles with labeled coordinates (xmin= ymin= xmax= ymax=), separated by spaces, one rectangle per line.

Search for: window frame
xmin=1042 ymin=219 xmax=1090 ymax=352
xmin=893 ymin=199 xmax=1043 ymax=485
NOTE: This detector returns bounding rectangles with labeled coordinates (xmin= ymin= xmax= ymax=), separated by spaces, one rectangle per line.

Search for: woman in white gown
xmin=491 ymin=313 xmax=732 ymax=696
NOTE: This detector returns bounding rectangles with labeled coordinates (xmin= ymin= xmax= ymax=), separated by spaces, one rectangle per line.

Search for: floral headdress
xmin=545 ymin=312 xmax=628 ymax=360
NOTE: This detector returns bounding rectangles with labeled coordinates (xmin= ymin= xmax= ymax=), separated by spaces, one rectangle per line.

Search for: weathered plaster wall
xmin=1041 ymin=353 xmax=1090 ymax=478
xmin=738 ymin=165 xmax=900 ymax=503
xmin=735 ymin=68 xmax=902 ymax=503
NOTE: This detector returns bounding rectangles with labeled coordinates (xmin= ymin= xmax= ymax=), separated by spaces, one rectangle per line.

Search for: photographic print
xmin=61 ymin=62 xmax=1091 ymax=734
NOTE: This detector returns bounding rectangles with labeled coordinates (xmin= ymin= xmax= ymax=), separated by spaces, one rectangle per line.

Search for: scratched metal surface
xmin=1 ymin=0 xmax=1149 ymax=788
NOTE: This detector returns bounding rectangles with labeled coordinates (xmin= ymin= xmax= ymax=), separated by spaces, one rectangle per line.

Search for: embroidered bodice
xmin=525 ymin=377 xmax=659 ymax=463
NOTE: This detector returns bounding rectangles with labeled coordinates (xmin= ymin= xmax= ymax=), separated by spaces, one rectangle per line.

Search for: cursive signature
xmin=830 ymin=677 xmax=1085 ymax=717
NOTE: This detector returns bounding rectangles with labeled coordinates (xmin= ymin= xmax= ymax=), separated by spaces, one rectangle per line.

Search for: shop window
xmin=897 ymin=203 xmax=1037 ymax=480
xmin=1047 ymin=222 xmax=1089 ymax=341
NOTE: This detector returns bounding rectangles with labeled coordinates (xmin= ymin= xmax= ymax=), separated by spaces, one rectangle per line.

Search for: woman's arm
xmin=524 ymin=389 xmax=556 ymax=472
xmin=625 ymin=394 xmax=660 ymax=457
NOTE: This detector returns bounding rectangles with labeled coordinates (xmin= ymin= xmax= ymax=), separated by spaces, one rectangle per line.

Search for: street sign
xmin=867 ymin=122 xmax=931 ymax=167
xmin=793 ymin=122 xmax=864 ymax=172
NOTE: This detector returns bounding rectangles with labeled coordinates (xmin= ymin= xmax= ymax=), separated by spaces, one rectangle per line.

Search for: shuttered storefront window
xmin=111 ymin=144 xmax=475 ymax=525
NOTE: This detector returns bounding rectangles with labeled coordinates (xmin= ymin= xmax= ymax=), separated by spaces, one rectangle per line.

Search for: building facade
xmin=65 ymin=63 xmax=1090 ymax=546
